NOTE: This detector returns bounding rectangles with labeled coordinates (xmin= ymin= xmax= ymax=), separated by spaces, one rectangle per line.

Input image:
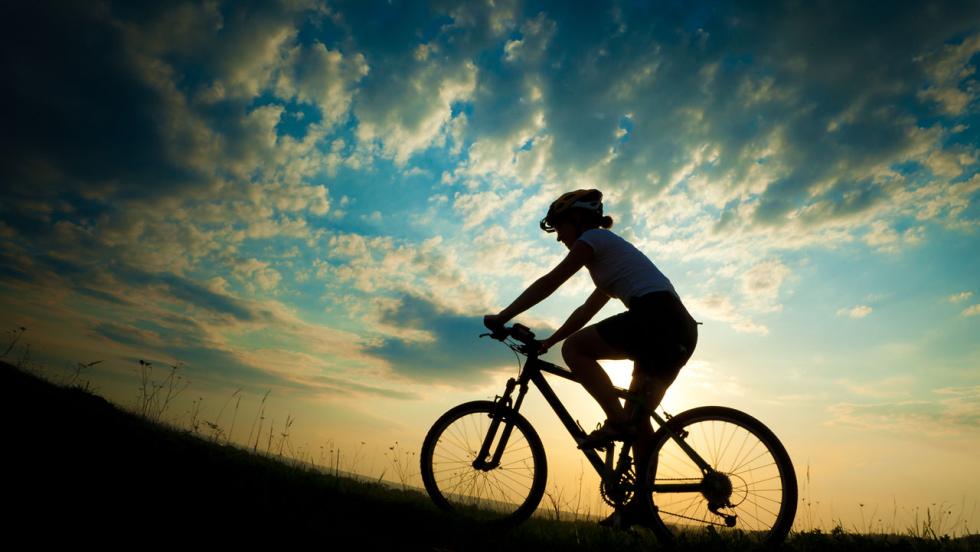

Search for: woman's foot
xmin=578 ymin=418 xmax=637 ymax=449
xmin=599 ymin=500 xmax=650 ymax=530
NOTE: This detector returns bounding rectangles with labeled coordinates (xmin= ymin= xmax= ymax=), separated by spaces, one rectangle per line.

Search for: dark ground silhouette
xmin=3 ymin=360 xmax=454 ymax=547
xmin=4 ymin=360 xmax=977 ymax=550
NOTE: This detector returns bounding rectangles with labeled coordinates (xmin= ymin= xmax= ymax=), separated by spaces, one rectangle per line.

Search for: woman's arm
xmin=540 ymin=288 xmax=610 ymax=351
xmin=486 ymin=241 xmax=593 ymax=326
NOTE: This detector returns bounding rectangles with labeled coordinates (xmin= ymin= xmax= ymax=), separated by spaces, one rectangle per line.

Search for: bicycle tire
xmin=641 ymin=406 xmax=797 ymax=545
xmin=420 ymin=400 xmax=547 ymax=526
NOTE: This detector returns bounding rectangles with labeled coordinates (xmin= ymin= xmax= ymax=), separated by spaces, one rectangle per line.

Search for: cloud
xmin=837 ymin=376 xmax=915 ymax=399
xmin=322 ymin=231 xmax=492 ymax=314
xmin=687 ymin=294 xmax=769 ymax=335
xmin=355 ymin=58 xmax=477 ymax=165
xmin=837 ymin=305 xmax=873 ymax=319
xmin=274 ymin=41 xmax=369 ymax=127
xmin=232 ymin=259 xmax=282 ymax=293
xmin=118 ymin=266 xmax=259 ymax=322
xmin=453 ymin=189 xmax=523 ymax=229
xmin=916 ymin=33 xmax=980 ymax=115
xmin=826 ymin=385 xmax=980 ymax=435
xmin=93 ymin=322 xmax=165 ymax=349
xmin=363 ymin=294 xmax=518 ymax=383
xmin=949 ymin=291 xmax=974 ymax=303
xmin=741 ymin=259 xmax=790 ymax=313
xmin=963 ymin=304 xmax=980 ymax=317
xmin=863 ymin=221 xmax=925 ymax=252
xmin=232 ymin=346 xmax=418 ymax=401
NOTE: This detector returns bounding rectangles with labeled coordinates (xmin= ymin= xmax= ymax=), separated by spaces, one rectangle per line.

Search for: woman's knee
xmin=561 ymin=330 xmax=593 ymax=366
xmin=561 ymin=335 xmax=580 ymax=365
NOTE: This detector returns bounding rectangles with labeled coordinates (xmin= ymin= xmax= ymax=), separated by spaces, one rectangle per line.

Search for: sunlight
xmin=598 ymin=358 xmax=698 ymax=412
xmin=599 ymin=359 xmax=634 ymax=390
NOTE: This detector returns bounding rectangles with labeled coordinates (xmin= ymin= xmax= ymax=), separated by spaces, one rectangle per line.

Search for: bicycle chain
xmin=657 ymin=508 xmax=729 ymax=527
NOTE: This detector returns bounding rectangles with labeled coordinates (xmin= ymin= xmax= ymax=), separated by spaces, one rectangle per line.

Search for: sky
xmin=1 ymin=0 xmax=979 ymax=533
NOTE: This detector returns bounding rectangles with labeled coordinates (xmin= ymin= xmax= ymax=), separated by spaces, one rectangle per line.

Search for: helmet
xmin=539 ymin=189 xmax=603 ymax=232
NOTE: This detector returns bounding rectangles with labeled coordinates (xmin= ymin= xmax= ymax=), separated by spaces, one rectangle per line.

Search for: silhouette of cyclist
xmin=483 ymin=189 xmax=698 ymax=526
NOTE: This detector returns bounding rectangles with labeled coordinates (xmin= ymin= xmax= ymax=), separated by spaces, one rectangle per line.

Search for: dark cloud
xmin=0 ymin=2 xmax=195 ymax=197
xmin=76 ymin=287 xmax=133 ymax=306
xmin=140 ymin=344 xmax=295 ymax=392
xmin=93 ymin=322 xmax=160 ymax=349
xmin=87 ymin=263 xmax=255 ymax=322
xmin=519 ymin=1 xmax=980 ymax=227
xmin=0 ymin=240 xmax=257 ymax=324
xmin=365 ymin=294 xmax=533 ymax=383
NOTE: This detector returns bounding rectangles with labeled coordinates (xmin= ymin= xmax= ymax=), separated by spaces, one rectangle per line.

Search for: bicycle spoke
xmin=746 ymin=490 xmax=784 ymax=505
xmin=681 ymin=494 xmax=707 ymax=522
xmin=731 ymin=461 xmax=776 ymax=477
xmin=734 ymin=499 xmax=771 ymax=529
xmin=488 ymin=471 xmax=529 ymax=500
xmin=730 ymin=437 xmax=761 ymax=475
xmin=719 ymin=421 xmax=739 ymax=466
xmin=740 ymin=494 xmax=779 ymax=519
xmin=731 ymin=446 xmax=772 ymax=475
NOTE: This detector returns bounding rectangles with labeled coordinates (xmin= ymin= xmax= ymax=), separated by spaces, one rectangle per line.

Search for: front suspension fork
xmin=473 ymin=378 xmax=527 ymax=470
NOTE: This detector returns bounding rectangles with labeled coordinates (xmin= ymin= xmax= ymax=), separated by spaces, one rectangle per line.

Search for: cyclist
xmin=483 ymin=188 xmax=698 ymax=524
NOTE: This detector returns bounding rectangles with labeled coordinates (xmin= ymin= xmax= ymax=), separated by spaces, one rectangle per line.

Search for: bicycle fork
xmin=473 ymin=377 xmax=527 ymax=471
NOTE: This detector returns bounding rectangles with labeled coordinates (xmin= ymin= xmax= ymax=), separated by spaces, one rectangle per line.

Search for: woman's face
xmin=555 ymin=220 xmax=580 ymax=250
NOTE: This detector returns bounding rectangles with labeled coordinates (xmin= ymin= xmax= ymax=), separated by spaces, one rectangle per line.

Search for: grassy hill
xmin=3 ymin=360 xmax=976 ymax=550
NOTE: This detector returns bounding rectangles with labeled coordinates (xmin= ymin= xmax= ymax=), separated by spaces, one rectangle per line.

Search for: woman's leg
xmin=562 ymin=325 xmax=630 ymax=424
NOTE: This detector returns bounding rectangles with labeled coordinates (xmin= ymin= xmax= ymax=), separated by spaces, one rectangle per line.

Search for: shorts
xmin=594 ymin=291 xmax=698 ymax=382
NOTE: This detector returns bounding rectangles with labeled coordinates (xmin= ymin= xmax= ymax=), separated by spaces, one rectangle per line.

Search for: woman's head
xmin=541 ymin=189 xmax=614 ymax=247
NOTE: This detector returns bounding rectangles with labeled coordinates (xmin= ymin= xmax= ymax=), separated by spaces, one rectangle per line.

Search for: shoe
xmin=578 ymin=419 xmax=637 ymax=450
xmin=599 ymin=510 xmax=626 ymax=529
xmin=599 ymin=502 xmax=649 ymax=530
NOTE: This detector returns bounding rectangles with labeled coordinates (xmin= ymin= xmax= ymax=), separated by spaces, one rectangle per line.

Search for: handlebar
xmin=480 ymin=322 xmax=539 ymax=350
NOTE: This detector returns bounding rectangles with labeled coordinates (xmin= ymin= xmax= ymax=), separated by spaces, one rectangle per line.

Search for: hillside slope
xmin=1 ymin=362 xmax=642 ymax=549
xmin=2 ymin=362 xmax=453 ymax=546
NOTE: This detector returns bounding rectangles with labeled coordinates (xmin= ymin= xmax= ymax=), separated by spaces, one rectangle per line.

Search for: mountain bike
xmin=419 ymin=324 xmax=797 ymax=545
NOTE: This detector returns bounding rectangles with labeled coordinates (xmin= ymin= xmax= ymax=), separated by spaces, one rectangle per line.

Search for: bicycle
xmin=419 ymin=323 xmax=798 ymax=545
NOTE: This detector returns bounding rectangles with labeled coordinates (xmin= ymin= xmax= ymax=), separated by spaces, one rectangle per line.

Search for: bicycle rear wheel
xmin=641 ymin=406 xmax=797 ymax=545
xmin=420 ymin=401 xmax=547 ymax=526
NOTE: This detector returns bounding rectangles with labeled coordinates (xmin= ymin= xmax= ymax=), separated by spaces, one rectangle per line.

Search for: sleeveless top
xmin=576 ymin=228 xmax=677 ymax=308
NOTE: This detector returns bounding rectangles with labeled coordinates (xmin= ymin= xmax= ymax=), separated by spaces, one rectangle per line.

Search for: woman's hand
xmin=538 ymin=336 xmax=557 ymax=355
xmin=483 ymin=313 xmax=507 ymax=332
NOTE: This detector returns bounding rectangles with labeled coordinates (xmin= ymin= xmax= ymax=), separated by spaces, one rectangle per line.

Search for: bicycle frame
xmin=475 ymin=348 xmax=712 ymax=496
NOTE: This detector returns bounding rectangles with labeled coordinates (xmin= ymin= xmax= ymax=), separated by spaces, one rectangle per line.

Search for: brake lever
xmin=479 ymin=330 xmax=509 ymax=341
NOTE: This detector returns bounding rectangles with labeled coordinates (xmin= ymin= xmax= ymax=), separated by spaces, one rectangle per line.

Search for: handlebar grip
xmin=483 ymin=320 xmax=508 ymax=341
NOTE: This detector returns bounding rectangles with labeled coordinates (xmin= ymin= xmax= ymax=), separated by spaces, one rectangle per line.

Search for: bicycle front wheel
xmin=642 ymin=406 xmax=797 ymax=545
xmin=420 ymin=401 xmax=547 ymax=526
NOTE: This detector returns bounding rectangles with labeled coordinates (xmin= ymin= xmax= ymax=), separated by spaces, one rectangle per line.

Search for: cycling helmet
xmin=539 ymin=189 xmax=603 ymax=232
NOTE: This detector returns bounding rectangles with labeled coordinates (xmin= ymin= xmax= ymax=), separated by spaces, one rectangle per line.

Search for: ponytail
xmin=600 ymin=215 xmax=614 ymax=229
